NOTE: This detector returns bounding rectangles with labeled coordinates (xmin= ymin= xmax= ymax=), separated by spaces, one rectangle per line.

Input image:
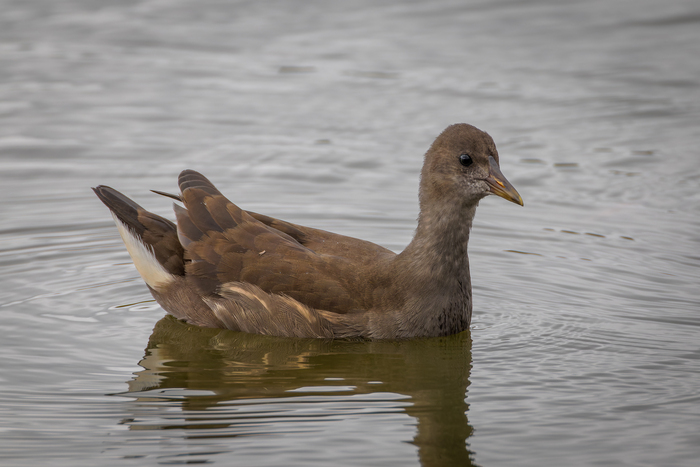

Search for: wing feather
xmin=175 ymin=170 xmax=364 ymax=313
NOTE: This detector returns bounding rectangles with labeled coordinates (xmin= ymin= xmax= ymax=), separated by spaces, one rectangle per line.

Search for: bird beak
xmin=485 ymin=156 xmax=524 ymax=206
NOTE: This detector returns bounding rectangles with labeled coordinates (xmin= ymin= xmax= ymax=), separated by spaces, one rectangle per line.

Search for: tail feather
xmin=93 ymin=186 xmax=184 ymax=289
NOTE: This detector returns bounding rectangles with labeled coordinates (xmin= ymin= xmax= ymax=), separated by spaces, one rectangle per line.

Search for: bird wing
xmin=175 ymin=170 xmax=369 ymax=314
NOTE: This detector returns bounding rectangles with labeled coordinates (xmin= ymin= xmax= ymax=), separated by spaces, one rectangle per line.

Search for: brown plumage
xmin=93 ymin=123 xmax=523 ymax=339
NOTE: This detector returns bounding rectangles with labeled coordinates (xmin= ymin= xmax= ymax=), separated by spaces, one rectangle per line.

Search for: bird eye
xmin=459 ymin=153 xmax=473 ymax=167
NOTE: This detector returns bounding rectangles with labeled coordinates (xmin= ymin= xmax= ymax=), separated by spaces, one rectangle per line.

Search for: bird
xmin=93 ymin=123 xmax=523 ymax=339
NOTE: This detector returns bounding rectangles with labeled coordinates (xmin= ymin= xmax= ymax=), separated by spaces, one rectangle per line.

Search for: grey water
xmin=1 ymin=0 xmax=699 ymax=465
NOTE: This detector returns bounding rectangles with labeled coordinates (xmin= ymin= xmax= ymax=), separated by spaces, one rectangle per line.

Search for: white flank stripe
xmin=111 ymin=213 xmax=175 ymax=289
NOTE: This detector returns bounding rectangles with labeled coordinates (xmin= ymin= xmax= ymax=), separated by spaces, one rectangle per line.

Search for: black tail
xmin=93 ymin=186 xmax=185 ymax=276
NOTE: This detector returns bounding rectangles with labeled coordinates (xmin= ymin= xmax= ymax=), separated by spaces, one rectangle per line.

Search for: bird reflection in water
xmin=120 ymin=315 xmax=478 ymax=466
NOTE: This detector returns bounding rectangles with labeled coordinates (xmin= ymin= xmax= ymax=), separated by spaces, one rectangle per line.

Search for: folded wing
xmin=175 ymin=170 xmax=368 ymax=314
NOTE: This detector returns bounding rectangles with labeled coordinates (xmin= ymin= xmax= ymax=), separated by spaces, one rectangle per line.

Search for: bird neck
xmin=385 ymin=198 xmax=476 ymax=337
xmin=400 ymin=198 xmax=477 ymax=285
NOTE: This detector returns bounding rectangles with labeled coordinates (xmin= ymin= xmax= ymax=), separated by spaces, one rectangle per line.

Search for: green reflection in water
xmin=122 ymin=315 xmax=477 ymax=466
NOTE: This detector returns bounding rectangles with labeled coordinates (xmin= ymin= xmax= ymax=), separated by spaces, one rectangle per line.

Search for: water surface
xmin=1 ymin=0 xmax=699 ymax=466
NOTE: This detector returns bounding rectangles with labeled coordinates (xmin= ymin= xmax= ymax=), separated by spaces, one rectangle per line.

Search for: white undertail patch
xmin=111 ymin=213 xmax=175 ymax=290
